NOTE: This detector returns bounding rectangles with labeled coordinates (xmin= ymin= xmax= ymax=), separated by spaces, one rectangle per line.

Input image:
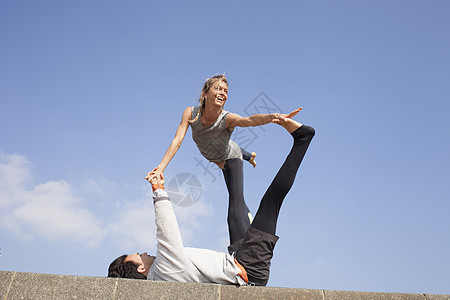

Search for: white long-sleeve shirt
xmin=147 ymin=189 xmax=246 ymax=285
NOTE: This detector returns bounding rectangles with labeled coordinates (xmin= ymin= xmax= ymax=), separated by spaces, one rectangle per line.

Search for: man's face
xmin=124 ymin=252 xmax=155 ymax=276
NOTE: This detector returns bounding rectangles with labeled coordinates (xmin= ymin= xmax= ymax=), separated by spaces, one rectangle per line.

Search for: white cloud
xmin=0 ymin=152 xmax=33 ymax=208
xmin=107 ymin=184 xmax=214 ymax=252
xmin=174 ymin=200 xmax=214 ymax=244
xmin=0 ymin=152 xmax=106 ymax=248
xmin=107 ymin=198 xmax=156 ymax=251
xmin=0 ymin=151 xmax=216 ymax=251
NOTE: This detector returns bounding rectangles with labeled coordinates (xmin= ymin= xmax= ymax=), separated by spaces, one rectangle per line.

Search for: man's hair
xmin=107 ymin=254 xmax=147 ymax=279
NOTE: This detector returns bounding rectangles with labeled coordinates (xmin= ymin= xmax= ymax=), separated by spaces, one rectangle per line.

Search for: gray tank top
xmin=191 ymin=106 xmax=242 ymax=162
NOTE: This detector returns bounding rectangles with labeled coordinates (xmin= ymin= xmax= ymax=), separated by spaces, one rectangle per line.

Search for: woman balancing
xmin=146 ymin=74 xmax=301 ymax=245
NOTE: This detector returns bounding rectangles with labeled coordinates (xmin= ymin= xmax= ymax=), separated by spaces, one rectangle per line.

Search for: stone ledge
xmin=1 ymin=271 xmax=448 ymax=300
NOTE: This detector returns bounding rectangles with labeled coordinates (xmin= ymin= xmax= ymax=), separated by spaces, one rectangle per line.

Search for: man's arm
xmin=151 ymin=182 xmax=189 ymax=271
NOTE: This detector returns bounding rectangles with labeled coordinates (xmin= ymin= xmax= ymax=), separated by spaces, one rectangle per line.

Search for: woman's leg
xmin=251 ymin=122 xmax=315 ymax=235
xmin=222 ymin=158 xmax=252 ymax=244
xmin=240 ymin=147 xmax=257 ymax=167
xmin=240 ymin=147 xmax=252 ymax=161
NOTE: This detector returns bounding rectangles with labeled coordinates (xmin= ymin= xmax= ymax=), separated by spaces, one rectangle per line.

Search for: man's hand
xmin=146 ymin=167 xmax=165 ymax=192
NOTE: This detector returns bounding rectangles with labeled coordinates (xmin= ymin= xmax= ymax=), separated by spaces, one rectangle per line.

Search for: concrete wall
xmin=1 ymin=271 xmax=448 ymax=300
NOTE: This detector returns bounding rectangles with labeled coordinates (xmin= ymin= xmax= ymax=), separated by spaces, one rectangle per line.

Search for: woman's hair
xmin=190 ymin=74 xmax=228 ymax=124
xmin=107 ymin=254 xmax=147 ymax=279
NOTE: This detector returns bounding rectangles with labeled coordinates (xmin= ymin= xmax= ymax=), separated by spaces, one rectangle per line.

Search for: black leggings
xmin=222 ymin=158 xmax=251 ymax=245
xmin=230 ymin=125 xmax=315 ymax=286
xmin=251 ymin=125 xmax=315 ymax=235
xmin=223 ymin=125 xmax=315 ymax=244
xmin=240 ymin=147 xmax=252 ymax=161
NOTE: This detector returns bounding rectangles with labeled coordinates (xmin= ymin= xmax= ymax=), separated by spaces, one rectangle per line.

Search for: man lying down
xmin=108 ymin=117 xmax=315 ymax=286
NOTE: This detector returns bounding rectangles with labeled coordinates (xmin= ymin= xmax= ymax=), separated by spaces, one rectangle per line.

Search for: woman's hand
xmin=272 ymin=107 xmax=302 ymax=123
xmin=227 ymin=107 xmax=302 ymax=130
xmin=145 ymin=166 xmax=165 ymax=185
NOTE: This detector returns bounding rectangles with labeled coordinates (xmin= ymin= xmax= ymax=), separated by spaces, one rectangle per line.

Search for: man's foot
xmin=248 ymin=152 xmax=256 ymax=168
xmin=272 ymin=116 xmax=302 ymax=133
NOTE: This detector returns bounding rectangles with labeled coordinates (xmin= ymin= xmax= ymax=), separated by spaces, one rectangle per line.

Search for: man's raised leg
xmin=251 ymin=119 xmax=315 ymax=235
xmin=234 ymin=118 xmax=315 ymax=286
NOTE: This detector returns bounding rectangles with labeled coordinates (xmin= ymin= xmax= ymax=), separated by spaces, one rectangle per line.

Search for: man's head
xmin=108 ymin=252 xmax=155 ymax=279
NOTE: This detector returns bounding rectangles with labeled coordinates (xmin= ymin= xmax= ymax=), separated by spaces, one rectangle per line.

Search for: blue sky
xmin=1 ymin=0 xmax=449 ymax=295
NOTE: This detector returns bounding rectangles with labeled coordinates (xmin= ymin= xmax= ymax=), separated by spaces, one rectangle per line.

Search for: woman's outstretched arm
xmin=226 ymin=108 xmax=302 ymax=131
xmin=145 ymin=107 xmax=192 ymax=184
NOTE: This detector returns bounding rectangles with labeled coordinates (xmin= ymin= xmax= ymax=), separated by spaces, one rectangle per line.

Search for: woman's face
xmin=205 ymin=80 xmax=228 ymax=109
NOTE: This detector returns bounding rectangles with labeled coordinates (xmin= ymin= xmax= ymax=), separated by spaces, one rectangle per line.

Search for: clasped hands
xmin=145 ymin=167 xmax=165 ymax=191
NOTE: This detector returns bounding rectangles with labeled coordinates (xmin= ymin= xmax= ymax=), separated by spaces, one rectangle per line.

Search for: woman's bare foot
xmin=248 ymin=152 xmax=256 ymax=167
xmin=272 ymin=116 xmax=302 ymax=133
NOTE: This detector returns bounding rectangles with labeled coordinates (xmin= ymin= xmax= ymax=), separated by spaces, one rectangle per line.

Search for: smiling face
xmin=123 ymin=252 xmax=155 ymax=277
xmin=204 ymin=79 xmax=228 ymax=109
